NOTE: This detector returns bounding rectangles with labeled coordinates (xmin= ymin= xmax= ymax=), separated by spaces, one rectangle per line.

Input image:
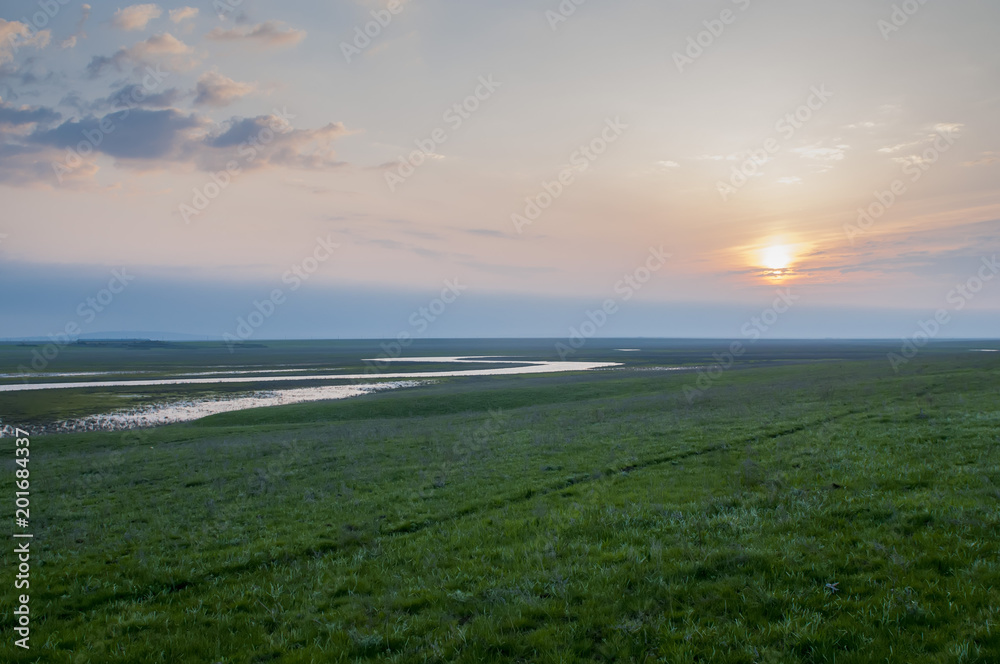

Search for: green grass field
xmin=1 ymin=341 xmax=999 ymax=662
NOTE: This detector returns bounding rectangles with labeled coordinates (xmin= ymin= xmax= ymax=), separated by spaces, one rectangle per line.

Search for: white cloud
xmin=60 ymin=4 xmax=91 ymax=48
xmin=169 ymin=7 xmax=199 ymax=23
xmin=87 ymin=33 xmax=197 ymax=76
xmin=931 ymin=122 xmax=964 ymax=135
xmin=206 ymin=21 xmax=307 ymax=48
xmin=0 ymin=144 xmax=100 ymax=188
xmin=0 ymin=19 xmax=51 ymax=65
xmin=111 ymin=4 xmax=163 ymax=31
xmin=194 ymin=71 xmax=257 ymax=107
xmin=877 ymin=141 xmax=920 ymax=154
xmin=792 ymin=143 xmax=849 ymax=161
xmin=963 ymin=152 xmax=999 ymax=167
xmin=181 ymin=113 xmax=353 ymax=172
xmin=879 ymin=124 xmax=963 ymax=164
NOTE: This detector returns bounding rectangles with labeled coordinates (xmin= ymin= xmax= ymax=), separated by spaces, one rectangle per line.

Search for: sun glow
xmin=755 ymin=243 xmax=800 ymax=279
xmin=762 ymin=245 xmax=793 ymax=271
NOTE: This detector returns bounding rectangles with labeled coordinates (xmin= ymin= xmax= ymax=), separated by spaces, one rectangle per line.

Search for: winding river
xmin=0 ymin=357 xmax=620 ymax=392
xmin=0 ymin=357 xmax=626 ymax=433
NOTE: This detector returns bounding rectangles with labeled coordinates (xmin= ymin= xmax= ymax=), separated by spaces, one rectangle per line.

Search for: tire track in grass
xmin=46 ymin=409 xmax=867 ymax=618
xmin=385 ymin=408 xmax=863 ymax=533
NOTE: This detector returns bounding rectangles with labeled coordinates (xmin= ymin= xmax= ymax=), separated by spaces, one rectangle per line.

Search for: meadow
xmin=1 ymin=340 xmax=998 ymax=662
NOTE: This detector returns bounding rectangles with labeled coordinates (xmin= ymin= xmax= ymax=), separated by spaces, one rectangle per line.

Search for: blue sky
xmin=1 ymin=0 xmax=998 ymax=339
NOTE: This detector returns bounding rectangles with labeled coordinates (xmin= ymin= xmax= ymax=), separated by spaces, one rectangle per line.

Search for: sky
xmin=0 ymin=0 xmax=998 ymax=340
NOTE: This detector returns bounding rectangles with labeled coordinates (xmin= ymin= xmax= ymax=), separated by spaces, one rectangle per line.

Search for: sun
xmin=739 ymin=239 xmax=803 ymax=280
xmin=756 ymin=244 xmax=798 ymax=279
xmin=761 ymin=245 xmax=792 ymax=271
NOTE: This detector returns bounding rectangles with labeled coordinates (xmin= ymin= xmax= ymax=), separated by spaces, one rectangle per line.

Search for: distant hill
xmin=0 ymin=331 xmax=220 ymax=343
